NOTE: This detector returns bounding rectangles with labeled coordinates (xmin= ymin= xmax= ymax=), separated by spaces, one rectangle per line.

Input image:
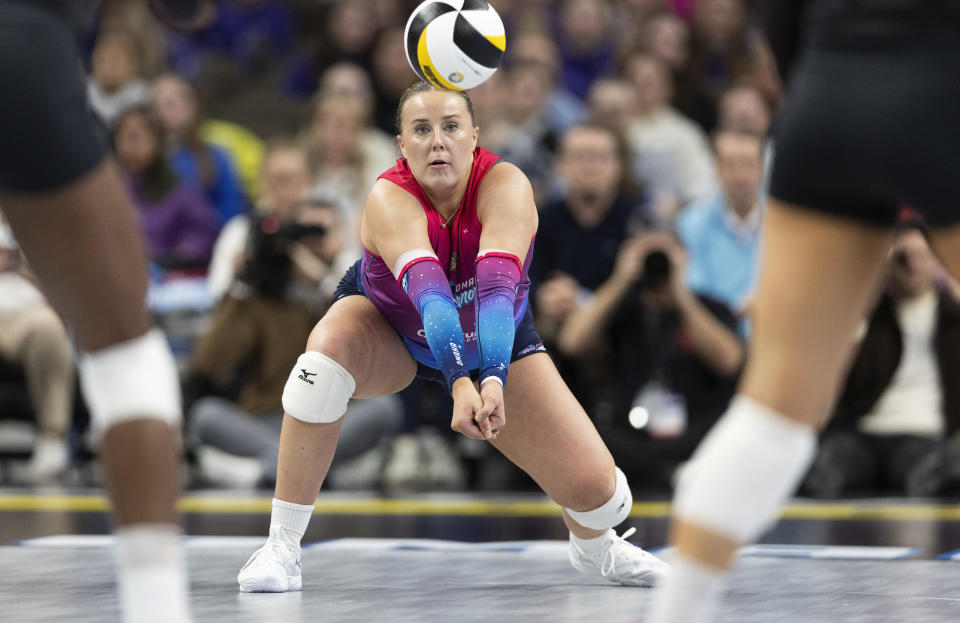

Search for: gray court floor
xmin=2 ymin=537 xmax=960 ymax=622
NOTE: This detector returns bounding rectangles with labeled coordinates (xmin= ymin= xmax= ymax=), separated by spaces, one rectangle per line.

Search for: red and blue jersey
xmin=361 ymin=146 xmax=534 ymax=374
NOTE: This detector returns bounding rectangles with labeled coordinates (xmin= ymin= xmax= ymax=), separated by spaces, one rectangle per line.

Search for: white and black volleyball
xmin=404 ymin=0 xmax=506 ymax=91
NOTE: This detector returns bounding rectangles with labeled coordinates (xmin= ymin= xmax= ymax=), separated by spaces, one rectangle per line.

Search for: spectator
xmin=803 ymin=221 xmax=960 ymax=498
xmin=531 ymin=123 xmax=647 ymax=409
xmin=555 ymin=0 xmax=618 ymax=99
xmin=687 ymin=0 xmax=782 ymax=130
xmin=557 ymin=231 xmax=743 ymax=489
xmin=676 ymin=130 xmax=764 ymax=315
xmin=717 ymin=83 xmax=774 ymax=187
xmin=186 ymin=198 xmax=403 ymax=488
xmin=86 ymin=27 xmax=149 ymax=128
xmin=717 ymin=83 xmax=772 ymax=137
xmin=0 ymin=215 xmax=76 ymax=483
xmin=370 ymin=26 xmax=419 ymax=136
xmin=112 ymin=106 xmax=219 ymax=271
xmin=636 ymin=9 xmax=716 ymax=125
xmin=304 ymin=92 xmax=396 ymax=259
xmin=507 ymin=28 xmax=587 ymax=135
xmin=487 ymin=63 xmax=560 ymax=204
xmin=286 ymin=0 xmax=381 ymax=97
xmin=207 ymin=140 xmax=312 ymax=302
xmin=624 ymin=52 xmax=717 ymax=217
xmin=150 ymin=72 xmax=248 ymax=226
xmin=587 ymin=77 xmax=636 ymax=136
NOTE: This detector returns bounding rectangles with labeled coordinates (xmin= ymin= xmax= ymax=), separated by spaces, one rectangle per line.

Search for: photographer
xmin=803 ymin=218 xmax=960 ymax=498
xmin=557 ymin=231 xmax=743 ymax=490
xmin=185 ymin=197 xmax=402 ymax=488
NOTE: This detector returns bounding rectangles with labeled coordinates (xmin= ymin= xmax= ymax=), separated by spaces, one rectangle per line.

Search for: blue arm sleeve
xmin=401 ymin=258 xmax=469 ymax=391
xmin=475 ymin=252 xmax=522 ymax=388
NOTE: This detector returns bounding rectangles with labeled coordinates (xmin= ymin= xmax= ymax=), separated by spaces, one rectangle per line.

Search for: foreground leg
xmin=495 ymin=353 xmax=669 ymax=586
xmin=2 ymin=161 xmax=190 ymax=623
xmin=238 ymin=295 xmax=416 ymax=592
xmin=649 ymin=201 xmax=891 ymax=622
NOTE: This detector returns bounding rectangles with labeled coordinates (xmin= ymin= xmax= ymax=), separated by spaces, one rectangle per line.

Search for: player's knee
xmin=78 ymin=329 xmax=182 ymax=439
xmin=306 ymin=324 xmax=365 ymax=375
xmin=564 ymin=466 xmax=632 ymax=530
xmin=282 ymin=351 xmax=356 ymax=424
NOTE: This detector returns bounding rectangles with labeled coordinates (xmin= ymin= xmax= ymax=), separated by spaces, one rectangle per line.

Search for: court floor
xmin=3 ymin=489 xmax=960 ymax=622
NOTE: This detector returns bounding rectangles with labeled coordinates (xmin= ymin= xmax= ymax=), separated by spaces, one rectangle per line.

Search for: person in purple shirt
xmin=112 ymin=106 xmax=218 ymax=270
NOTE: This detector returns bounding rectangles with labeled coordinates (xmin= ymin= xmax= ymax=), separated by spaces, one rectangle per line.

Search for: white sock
xmin=648 ymin=554 xmax=726 ymax=623
xmin=269 ymin=498 xmax=314 ymax=548
xmin=570 ymin=529 xmax=613 ymax=555
xmin=114 ymin=523 xmax=191 ymax=623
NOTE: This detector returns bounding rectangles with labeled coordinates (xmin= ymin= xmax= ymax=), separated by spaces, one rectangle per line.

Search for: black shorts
xmin=0 ymin=1 xmax=108 ymax=192
xmin=769 ymin=47 xmax=960 ymax=227
xmin=333 ymin=258 xmax=547 ymax=387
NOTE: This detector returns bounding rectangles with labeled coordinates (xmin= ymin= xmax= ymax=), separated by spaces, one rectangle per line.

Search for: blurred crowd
xmin=2 ymin=0 xmax=959 ymax=499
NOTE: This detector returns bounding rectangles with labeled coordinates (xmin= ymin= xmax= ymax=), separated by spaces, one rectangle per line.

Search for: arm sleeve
xmin=398 ymin=253 xmax=470 ymax=391
xmin=475 ymin=250 xmax=523 ymax=388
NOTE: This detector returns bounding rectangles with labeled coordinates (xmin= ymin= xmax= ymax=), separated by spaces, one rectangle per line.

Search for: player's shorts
xmin=333 ymin=258 xmax=547 ymax=386
xmin=769 ymin=46 xmax=960 ymax=227
xmin=0 ymin=1 xmax=108 ymax=192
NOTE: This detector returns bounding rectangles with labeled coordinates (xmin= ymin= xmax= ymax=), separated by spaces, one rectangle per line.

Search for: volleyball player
xmin=0 ymin=1 xmax=211 ymax=621
xmin=650 ymin=2 xmax=960 ymax=620
xmin=237 ymin=81 xmax=670 ymax=592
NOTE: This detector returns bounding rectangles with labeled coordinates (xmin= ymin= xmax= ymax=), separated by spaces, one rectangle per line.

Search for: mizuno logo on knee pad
xmin=297 ymin=369 xmax=317 ymax=384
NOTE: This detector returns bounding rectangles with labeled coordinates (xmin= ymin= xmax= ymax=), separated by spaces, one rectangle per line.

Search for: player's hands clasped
xmin=476 ymin=380 xmax=505 ymax=440
xmin=450 ymin=377 xmax=504 ymax=441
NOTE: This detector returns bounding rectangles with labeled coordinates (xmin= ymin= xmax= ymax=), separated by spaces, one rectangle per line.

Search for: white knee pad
xmin=78 ymin=329 xmax=182 ymax=438
xmin=282 ymin=352 xmax=356 ymax=424
xmin=673 ymin=395 xmax=817 ymax=543
xmin=565 ymin=467 xmax=632 ymax=531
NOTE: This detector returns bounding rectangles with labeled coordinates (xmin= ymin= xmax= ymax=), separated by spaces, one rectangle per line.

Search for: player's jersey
xmin=361 ymin=146 xmax=534 ymax=370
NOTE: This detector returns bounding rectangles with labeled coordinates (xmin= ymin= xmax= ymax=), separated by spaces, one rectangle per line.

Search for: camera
xmin=240 ymin=215 xmax=327 ymax=297
xmin=892 ymin=248 xmax=909 ymax=268
xmin=639 ymin=249 xmax=671 ymax=291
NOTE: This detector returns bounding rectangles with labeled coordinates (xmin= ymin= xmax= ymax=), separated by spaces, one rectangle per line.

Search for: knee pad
xmin=78 ymin=329 xmax=182 ymax=438
xmin=565 ymin=467 xmax=632 ymax=530
xmin=673 ymin=395 xmax=816 ymax=543
xmin=281 ymin=352 xmax=356 ymax=424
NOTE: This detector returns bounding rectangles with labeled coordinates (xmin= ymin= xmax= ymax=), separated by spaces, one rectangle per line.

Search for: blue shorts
xmin=333 ymin=258 xmax=547 ymax=387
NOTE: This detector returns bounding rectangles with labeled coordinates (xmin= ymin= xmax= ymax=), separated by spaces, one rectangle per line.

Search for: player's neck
xmin=424 ymin=175 xmax=469 ymax=222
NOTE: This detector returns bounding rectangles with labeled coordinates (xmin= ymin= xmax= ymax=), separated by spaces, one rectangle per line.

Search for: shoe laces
xmin=600 ymin=527 xmax=639 ymax=578
xmin=243 ymin=540 xmax=298 ymax=573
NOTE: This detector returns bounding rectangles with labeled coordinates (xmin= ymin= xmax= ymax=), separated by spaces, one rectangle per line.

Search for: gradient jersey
xmin=361 ymin=146 xmax=534 ymax=371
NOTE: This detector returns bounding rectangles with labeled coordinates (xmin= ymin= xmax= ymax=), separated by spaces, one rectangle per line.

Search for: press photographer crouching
xmin=185 ymin=195 xmax=402 ymax=488
xmin=556 ymin=231 xmax=744 ymax=491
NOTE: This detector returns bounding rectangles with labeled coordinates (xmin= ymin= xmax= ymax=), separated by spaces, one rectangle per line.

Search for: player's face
xmin=397 ymin=91 xmax=479 ymax=196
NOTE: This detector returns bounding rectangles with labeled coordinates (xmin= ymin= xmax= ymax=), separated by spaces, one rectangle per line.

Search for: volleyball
xmin=404 ymin=0 xmax=506 ymax=91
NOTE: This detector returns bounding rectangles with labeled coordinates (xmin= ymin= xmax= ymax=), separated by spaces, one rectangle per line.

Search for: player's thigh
xmin=0 ymin=161 xmax=152 ymax=351
xmin=493 ymin=352 xmax=615 ymax=510
xmin=739 ymin=200 xmax=891 ymax=426
xmin=306 ymin=295 xmax=417 ymax=398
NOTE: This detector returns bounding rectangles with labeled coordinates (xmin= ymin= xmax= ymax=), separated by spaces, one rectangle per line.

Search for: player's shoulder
xmin=366 ymin=178 xmax=425 ymax=219
xmin=478 ymin=160 xmax=532 ymax=195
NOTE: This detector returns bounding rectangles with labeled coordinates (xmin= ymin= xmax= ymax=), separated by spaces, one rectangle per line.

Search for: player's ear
xmin=397 ymin=134 xmax=407 ymax=159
